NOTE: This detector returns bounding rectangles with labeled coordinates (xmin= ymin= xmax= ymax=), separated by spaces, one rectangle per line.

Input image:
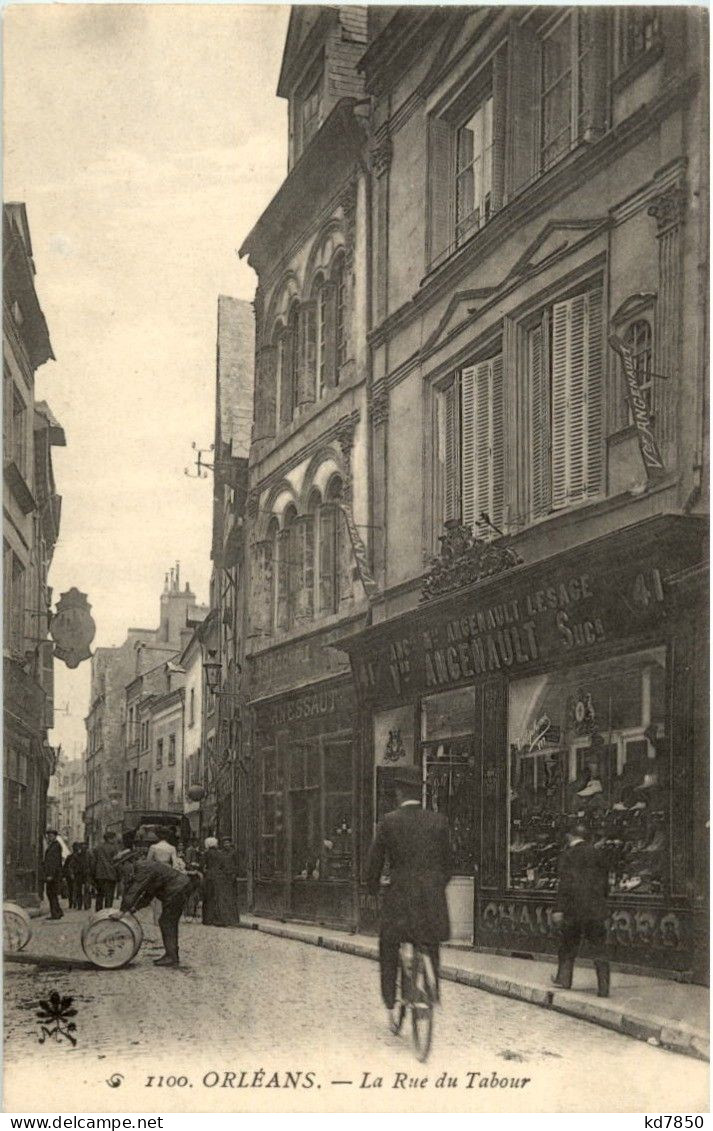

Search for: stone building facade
xmin=338 ymin=6 xmax=709 ymax=980
xmin=3 ymin=203 xmax=64 ymax=904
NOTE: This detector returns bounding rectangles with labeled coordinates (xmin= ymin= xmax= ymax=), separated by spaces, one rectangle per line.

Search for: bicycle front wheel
xmin=410 ymin=951 xmax=434 ymax=1062
xmin=389 ymin=955 xmax=407 ymax=1035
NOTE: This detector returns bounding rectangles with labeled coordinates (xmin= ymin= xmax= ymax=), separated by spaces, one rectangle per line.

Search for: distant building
xmin=55 ymin=756 xmax=86 ymax=846
xmin=84 ymin=567 xmax=207 ymax=844
xmin=3 ymin=202 xmax=64 ymax=904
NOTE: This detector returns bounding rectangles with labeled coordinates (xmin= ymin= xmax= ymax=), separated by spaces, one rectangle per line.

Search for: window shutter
xmin=491 ymin=48 xmax=507 ymax=214
xmin=322 ymin=281 xmax=337 ymax=389
xmin=506 ymin=18 xmax=540 ymax=197
xmin=297 ymin=302 xmax=316 ymax=406
xmin=444 ymin=378 xmax=460 ymax=522
xmin=585 ymin=288 xmax=604 ymax=496
xmin=319 ymin=504 xmax=337 ymax=614
xmin=490 ymin=354 xmax=505 ymax=528
xmin=40 ymin=641 xmax=54 ymax=729
xmin=461 ymin=364 xmax=478 ymax=534
xmin=529 ymin=317 xmax=551 ymax=519
xmin=551 ymin=298 xmax=571 ymax=510
xmin=427 ymin=115 xmax=454 ymax=266
xmin=276 ymin=529 xmax=290 ymax=629
xmin=551 ymin=289 xmax=604 ymax=510
xmin=579 ymin=8 xmax=609 ymax=139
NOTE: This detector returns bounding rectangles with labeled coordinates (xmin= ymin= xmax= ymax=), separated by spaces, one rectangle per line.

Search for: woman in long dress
xmin=201 ymin=837 xmax=240 ymax=927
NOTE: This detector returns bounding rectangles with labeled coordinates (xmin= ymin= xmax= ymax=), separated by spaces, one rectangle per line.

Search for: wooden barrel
xmin=81 ymin=910 xmax=143 ymax=968
xmin=3 ymin=902 xmax=32 ymax=952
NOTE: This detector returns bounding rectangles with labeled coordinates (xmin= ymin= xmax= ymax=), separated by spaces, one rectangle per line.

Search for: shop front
xmin=251 ymin=676 xmax=356 ymax=926
xmin=344 ymin=515 xmax=708 ymax=978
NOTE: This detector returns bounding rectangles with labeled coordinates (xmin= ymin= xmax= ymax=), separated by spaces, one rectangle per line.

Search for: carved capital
xmin=335 ymin=419 xmax=356 ymax=465
xmin=370 ymin=136 xmax=393 ymax=179
xmin=648 ymin=185 xmax=686 ymax=234
xmin=246 ymin=490 xmax=260 ymax=520
xmin=371 ymin=386 xmax=389 ymax=426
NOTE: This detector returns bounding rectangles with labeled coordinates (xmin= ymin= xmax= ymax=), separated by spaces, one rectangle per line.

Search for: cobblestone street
xmin=4 ymin=908 xmax=708 ymax=1113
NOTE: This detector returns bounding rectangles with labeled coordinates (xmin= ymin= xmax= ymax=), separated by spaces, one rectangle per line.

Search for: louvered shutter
xmin=297 ymin=301 xmax=316 ymax=406
xmin=490 ymin=354 xmax=505 ymax=528
xmin=529 ymin=318 xmax=551 ymax=519
xmin=551 ymin=289 xmax=604 ymax=509
xmin=427 ymin=115 xmax=454 ymax=267
xmin=461 ymin=364 xmax=478 ymax=534
xmin=443 ymin=378 xmax=460 ymax=522
xmin=319 ymin=505 xmax=337 ymax=614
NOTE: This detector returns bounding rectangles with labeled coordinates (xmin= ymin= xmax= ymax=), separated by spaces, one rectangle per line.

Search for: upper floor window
xmin=455 ymin=93 xmax=493 ymax=247
xmin=433 ymin=356 xmax=505 ymax=540
xmin=168 ymin=734 xmax=176 ymax=766
xmin=334 ymin=254 xmax=346 ymax=372
xmin=301 ymin=65 xmax=323 ymax=152
xmin=528 ymin=285 xmax=604 ymax=519
xmin=156 ymin=738 xmax=163 ymax=770
xmin=540 ymin=10 xmax=599 ymax=171
xmin=189 ymin=687 xmax=195 ymax=727
xmin=619 ymin=8 xmax=661 ymax=71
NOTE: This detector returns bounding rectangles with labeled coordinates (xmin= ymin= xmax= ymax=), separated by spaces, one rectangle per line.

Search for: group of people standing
xmin=42 ymin=827 xmax=242 ymax=931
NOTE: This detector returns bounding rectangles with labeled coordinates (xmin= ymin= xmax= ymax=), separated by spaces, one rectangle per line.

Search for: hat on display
xmin=577 ymin=778 xmax=603 ymax=798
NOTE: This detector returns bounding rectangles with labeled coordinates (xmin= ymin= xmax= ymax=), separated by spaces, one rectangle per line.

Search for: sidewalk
xmin=241 ymin=914 xmax=710 ymax=1062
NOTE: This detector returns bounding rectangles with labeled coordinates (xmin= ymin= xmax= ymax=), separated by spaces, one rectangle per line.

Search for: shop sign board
xmin=249 ymin=629 xmax=351 ymax=700
xmin=347 ymin=518 xmax=706 ymax=707
xmin=609 ymin=334 xmax=666 ymax=481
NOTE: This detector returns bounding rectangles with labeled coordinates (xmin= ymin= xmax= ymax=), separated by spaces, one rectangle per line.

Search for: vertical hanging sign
xmin=609 ymin=334 xmax=666 ymax=481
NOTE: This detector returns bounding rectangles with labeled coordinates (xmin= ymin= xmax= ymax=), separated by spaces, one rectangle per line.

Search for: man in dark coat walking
xmin=552 ymin=822 xmax=611 ymax=996
xmin=118 ymin=844 xmax=192 ymax=967
xmin=92 ymin=831 xmax=118 ymax=911
xmin=366 ymin=765 xmax=452 ymax=1014
xmin=43 ymin=830 xmax=64 ymax=919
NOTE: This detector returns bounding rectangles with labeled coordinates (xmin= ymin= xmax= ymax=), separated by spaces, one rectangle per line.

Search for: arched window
xmin=279 ymin=303 xmax=300 ymax=427
xmin=624 ymin=318 xmax=653 ymax=420
xmin=273 ymin=323 xmax=286 ymax=431
xmin=318 ymin=476 xmax=343 ymax=615
xmin=267 ymin=517 xmax=280 ymax=631
xmin=332 ymin=253 xmax=347 ymax=379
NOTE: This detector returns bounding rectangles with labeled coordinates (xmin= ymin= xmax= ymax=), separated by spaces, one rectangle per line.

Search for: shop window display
xmin=507 ymin=646 xmax=667 ymax=896
xmin=421 ymin=687 xmax=477 ymax=874
xmin=290 ymin=735 xmax=354 ymax=882
xmin=260 ymin=745 xmax=285 ymax=879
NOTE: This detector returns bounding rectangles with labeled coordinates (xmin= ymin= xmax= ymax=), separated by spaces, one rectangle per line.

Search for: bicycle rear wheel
xmin=410 ymin=950 xmax=434 ymax=1062
xmin=389 ymin=955 xmax=407 ymax=1035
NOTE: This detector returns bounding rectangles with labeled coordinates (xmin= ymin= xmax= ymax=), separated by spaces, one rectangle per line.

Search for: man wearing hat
xmin=116 ymin=832 xmax=195 ymax=967
xmin=552 ymin=821 xmax=611 ymax=996
xmin=43 ymin=830 xmax=64 ymax=920
xmin=366 ymin=764 xmax=452 ymax=1018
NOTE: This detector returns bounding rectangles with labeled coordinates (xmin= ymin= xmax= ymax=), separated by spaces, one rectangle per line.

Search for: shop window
xmin=260 ymin=745 xmax=284 ymax=878
xmin=528 ymin=285 xmax=603 ymax=521
xmin=289 ymin=739 xmax=321 ymax=879
xmin=433 ymin=353 xmax=505 ymax=542
xmin=421 ymin=687 xmax=477 ymax=874
xmin=619 ymin=8 xmax=661 ymax=71
xmin=287 ymin=734 xmax=354 ymax=882
xmin=507 ymin=645 xmax=667 ymax=897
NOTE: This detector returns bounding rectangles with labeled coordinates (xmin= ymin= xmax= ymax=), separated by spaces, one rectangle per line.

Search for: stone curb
xmin=246 ymin=919 xmax=709 ymax=1063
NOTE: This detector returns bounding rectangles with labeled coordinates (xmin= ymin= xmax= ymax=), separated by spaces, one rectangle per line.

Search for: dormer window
xmin=299 ymin=60 xmax=323 ymax=154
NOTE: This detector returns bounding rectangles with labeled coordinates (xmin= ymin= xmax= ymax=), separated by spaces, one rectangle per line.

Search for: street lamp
xmin=203 ymin=650 xmax=222 ymax=695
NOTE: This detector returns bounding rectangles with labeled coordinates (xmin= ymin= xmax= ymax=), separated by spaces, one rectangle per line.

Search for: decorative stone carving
xmin=370 ymin=135 xmax=393 ymax=179
xmin=339 ymin=182 xmax=358 ymax=275
xmin=246 ymin=490 xmax=260 ymax=521
xmin=371 ymin=386 xmax=389 ymax=426
xmin=648 ymin=185 xmax=686 ymax=234
xmin=421 ymin=520 xmax=523 ymax=602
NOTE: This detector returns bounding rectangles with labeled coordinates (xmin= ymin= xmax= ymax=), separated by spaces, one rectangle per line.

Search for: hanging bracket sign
xmin=609 ymin=334 xmax=666 ymax=481
xmin=49 ymin=588 xmax=96 ymax=669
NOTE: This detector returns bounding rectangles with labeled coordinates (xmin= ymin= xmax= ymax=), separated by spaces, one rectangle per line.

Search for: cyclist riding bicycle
xmin=366 ymin=765 xmax=453 ymax=1022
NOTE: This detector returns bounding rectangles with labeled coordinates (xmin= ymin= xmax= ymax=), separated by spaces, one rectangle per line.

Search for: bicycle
xmin=388 ymin=941 xmax=437 ymax=1062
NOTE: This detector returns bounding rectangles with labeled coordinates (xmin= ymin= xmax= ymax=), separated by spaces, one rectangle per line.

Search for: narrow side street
xmin=4 ymin=909 xmax=708 ymax=1113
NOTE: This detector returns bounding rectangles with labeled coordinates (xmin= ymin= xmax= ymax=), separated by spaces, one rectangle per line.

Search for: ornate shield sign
xmin=49 ymin=588 xmax=96 ymax=668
